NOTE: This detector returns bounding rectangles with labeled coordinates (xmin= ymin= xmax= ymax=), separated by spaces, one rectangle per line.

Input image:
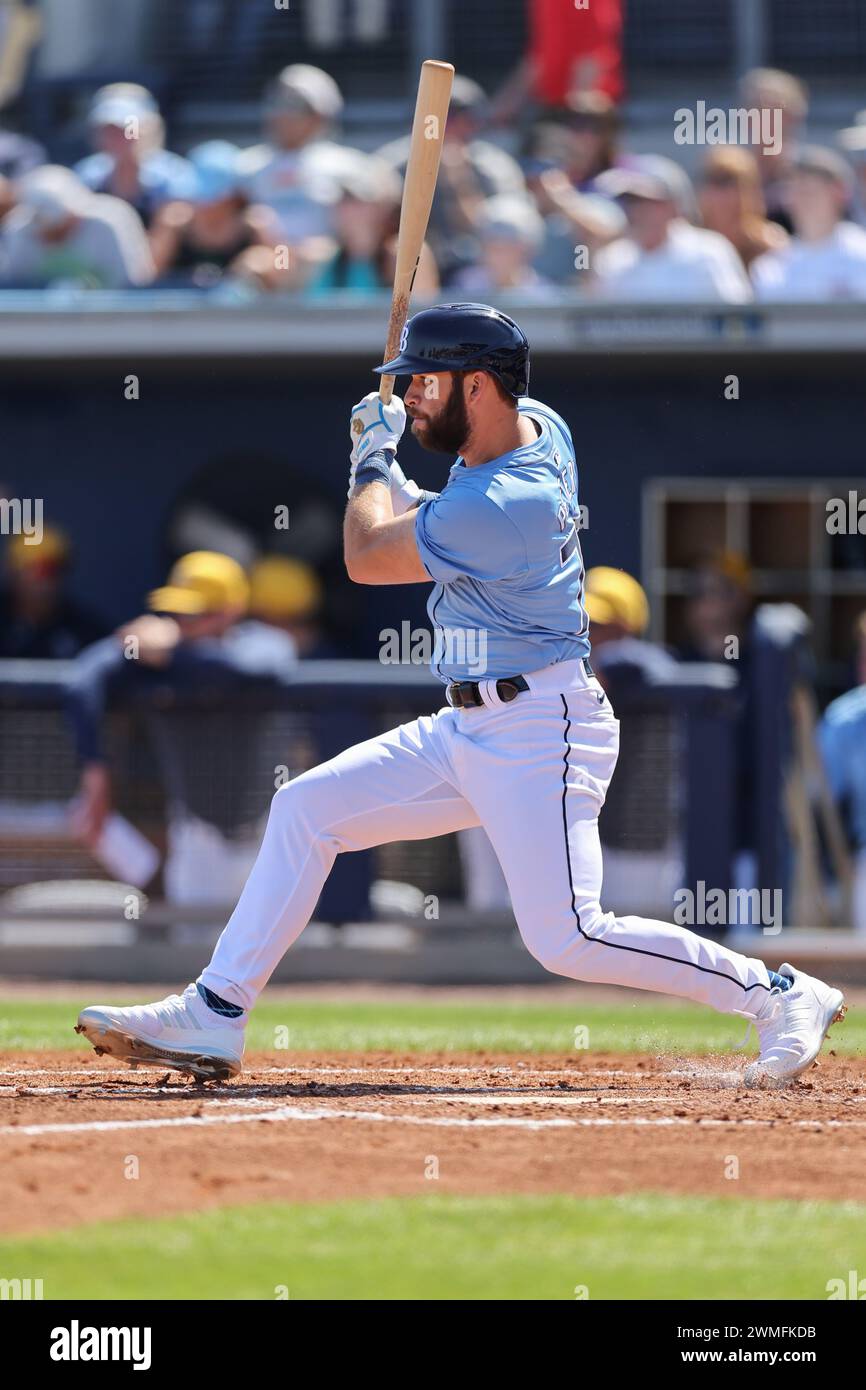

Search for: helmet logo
xmin=399 ymin=322 xmax=410 ymax=354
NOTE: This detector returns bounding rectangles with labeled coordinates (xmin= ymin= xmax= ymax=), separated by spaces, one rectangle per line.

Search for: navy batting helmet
xmin=375 ymin=302 xmax=530 ymax=399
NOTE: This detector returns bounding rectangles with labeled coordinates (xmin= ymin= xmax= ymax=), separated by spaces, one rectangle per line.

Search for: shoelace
xmin=733 ymin=987 xmax=782 ymax=1052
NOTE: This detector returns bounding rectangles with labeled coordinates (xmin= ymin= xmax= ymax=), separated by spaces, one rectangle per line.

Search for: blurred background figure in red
xmin=493 ymin=0 xmax=623 ymax=127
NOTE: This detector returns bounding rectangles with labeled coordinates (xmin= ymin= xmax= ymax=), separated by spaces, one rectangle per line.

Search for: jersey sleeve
xmin=415 ymin=487 xmax=527 ymax=583
xmin=818 ymin=711 xmax=851 ymax=800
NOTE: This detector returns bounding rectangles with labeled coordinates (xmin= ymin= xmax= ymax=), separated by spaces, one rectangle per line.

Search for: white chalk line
xmin=2 ymin=1099 xmax=865 ymax=1140
xmin=0 ymin=1066 xmax=640 ymax=1079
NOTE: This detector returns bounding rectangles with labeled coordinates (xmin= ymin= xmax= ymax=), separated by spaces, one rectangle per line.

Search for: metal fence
xmin=0 ymin=658 xmax=741 ymax=932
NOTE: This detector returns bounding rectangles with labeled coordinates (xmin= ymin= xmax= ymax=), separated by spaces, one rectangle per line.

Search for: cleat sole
xmin=75 ymin=1014 xmax=240 ymax=1082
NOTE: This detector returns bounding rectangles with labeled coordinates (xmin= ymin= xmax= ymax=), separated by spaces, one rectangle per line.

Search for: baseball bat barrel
xmin=379 ymin=59 xmax=454 ymax=404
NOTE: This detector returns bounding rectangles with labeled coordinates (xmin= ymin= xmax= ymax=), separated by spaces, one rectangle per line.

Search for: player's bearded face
xmin=409 ymin=373 xmax=471 ymax=455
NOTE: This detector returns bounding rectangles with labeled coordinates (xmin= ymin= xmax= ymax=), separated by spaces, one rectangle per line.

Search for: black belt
xmin=447 ymin=658 xmax=593 ymax=709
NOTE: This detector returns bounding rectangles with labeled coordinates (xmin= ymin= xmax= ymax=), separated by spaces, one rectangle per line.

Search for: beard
xmin=410 ymin=375 xmax=471 ymax=454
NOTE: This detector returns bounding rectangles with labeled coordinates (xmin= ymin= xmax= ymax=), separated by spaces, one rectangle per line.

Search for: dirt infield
xmin=1 ymin=1048 xmax=864 ymax=1235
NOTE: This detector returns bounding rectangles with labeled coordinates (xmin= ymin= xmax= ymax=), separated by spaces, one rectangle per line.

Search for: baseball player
xmin=77 ymin=303 xmax=845 ymax=1087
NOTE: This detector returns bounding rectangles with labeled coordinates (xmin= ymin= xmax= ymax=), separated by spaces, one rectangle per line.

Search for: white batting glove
xmin=347 ymin=453 xmax=423 ymax=511
xmin=387 ymin=457 xmax=423 ymax=515
xmin=349 ymin=391 xmax=406 ymax=466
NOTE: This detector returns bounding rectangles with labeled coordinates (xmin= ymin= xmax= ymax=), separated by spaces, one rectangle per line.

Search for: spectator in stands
xmin=249 ymin=555 xmax=340 ymax=659
xmin=750 ymin=148 xmax=866 ymax=303
xmin=0 ymin=168 xmax=13 ymax=220
xmin=544 ymin=93 xmax=621 ymax=193
xmin=306 ymin=154 xmax=438 ymax=296
xmin=0 ymin=164 xmax=154 ymax=287
xmin=492 ymin=0 xmax=623 ymax=124
xmin=751 ymin=147 xmax=866 ymax=301
xmin=837 ymin=113 xmax=866 ymax=227
xmin=0 ymin=0 xmax=41 ymax=112
xmin=0 ymin=526 xmax=105 ymax=659
xmin=519 ymin=110 xmax=624 ymax=284
xmin=697 ymin=147 xmax=788 ymax=271
xmin=67 ymin=552 xmax=296 ymax=901
xmin=150 ymin=140 xmax=282 ymax=286
xmin=584 ymin=566 xmax=678 ymax=687
xmin=240 ymin=63 xmax=366 ymax=266
xmin=675 ymin=552 xmax=753 ymax=665
xmin=737 ymin=67 xmax=808 ymax=233
xmin=453 ymin=194 xmax=556 ymax=301
xmin=75 ymin=84 xmax=194 ymax=229
xmin=0 ymin=124 xmax=44 ymax=180
xmin=523 ymin=101 xmax=626 ymax=277
xmin=591 ymin=156 xmax=753 ymax=302
xmin=378 ymin=75 xmax=526 ymax=285
xmin=818 ymin=611 xmax=866 ymax=934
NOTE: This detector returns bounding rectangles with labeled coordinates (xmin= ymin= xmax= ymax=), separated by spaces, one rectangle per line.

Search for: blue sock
xmin=196 ymin=983 xmax=245 ymax=1019
xmin=767 ymin=970 xmax=793 ymax=992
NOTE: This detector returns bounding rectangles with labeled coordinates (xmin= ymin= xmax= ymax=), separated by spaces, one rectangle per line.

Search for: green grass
xmin=1 ymin=995 xmax=862 ymax=1057
xmin=1 ymin=1194 xmax=864 ymax=1299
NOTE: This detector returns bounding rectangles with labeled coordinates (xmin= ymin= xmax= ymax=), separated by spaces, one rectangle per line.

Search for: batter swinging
xmin=76 ymin=303 xmax=845 ymax=1088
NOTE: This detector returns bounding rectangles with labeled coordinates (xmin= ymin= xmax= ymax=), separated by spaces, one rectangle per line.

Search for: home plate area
xmin=0 ymin=1050 xmax=864 ymax=1234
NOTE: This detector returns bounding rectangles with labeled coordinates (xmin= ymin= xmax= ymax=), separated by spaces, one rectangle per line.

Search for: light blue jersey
xmin=819 ymin=685 xmax=866 ymax=849
xmin=414 ymin=396 xmax=590 ymax=682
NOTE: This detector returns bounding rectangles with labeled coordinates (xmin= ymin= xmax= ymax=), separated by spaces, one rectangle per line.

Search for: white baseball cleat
xmin=75 ymin=984 xmax=244 ymax=1081
xmin=744 ymin=963 xmax=846 ymax=1089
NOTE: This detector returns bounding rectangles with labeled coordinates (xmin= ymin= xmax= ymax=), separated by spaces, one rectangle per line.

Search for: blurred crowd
xmin=0 ymin=527 xmax=332 ymax=663
xmin=1 ymin=62 xmax=866 ymax=300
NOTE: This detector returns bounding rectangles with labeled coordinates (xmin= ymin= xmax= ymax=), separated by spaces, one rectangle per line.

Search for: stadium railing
xmin=0 ymin=657 xmax=740 ymax=940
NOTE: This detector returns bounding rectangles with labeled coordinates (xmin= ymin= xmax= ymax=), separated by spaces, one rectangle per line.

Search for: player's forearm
xmin=344 ymin=481 xmax=428 ymax=585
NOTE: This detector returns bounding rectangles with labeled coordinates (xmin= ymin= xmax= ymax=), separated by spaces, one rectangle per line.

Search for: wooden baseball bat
xmin=379 ymin=58 xmax=454 ymax=405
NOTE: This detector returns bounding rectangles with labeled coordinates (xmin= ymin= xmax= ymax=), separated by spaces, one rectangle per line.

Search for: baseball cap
xmin=793 ymin=144 xmax=854 ymax=192
xmin=479 ymin=194 xmax=545 ymax=251
xmin=187 ymin=141 xmax=242 ymax=203
xmin=449 ymin=76 xmax=487 ymax=117
xmin=690 ymin=550 xmax=752 ymax=596
xmin=551 ymin=91 xmax=619 ymax=134
xmin=6 ymin=526 xmax=70 ymax=573
xmin=584 ymin=567 xmax=649 ymax=635
xmin=249 ymin=556 xmax=323 ymax=623
xmin=264 ymin=65 xmax=343 ymax=120
xmin=838 ymin=112 xmax=866 ymax=161
xmin=148 ymin=551 xmax=250 ymax=616
xmin=335 ymin=154 xmax=401 ymax=204
xmin=17 ymin=165 xmax=91 ymax=228
xmin=88 ymin=83 xmax=160 ymax=129
xmin=597 ymin=155 xmax=694 ymax=213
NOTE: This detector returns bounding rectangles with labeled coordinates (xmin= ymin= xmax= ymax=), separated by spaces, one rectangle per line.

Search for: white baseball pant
xmin=200 ymin=657 xmax=773 ymax=1017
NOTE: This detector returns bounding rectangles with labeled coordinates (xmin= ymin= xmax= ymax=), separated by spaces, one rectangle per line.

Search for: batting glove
xmin=347 ymin=452 xmax=423 ymax=512
xmin=349 ymin=391 xmax=407 ymax=466
xmin=387 ymin=457 xmax=424 ymax=515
